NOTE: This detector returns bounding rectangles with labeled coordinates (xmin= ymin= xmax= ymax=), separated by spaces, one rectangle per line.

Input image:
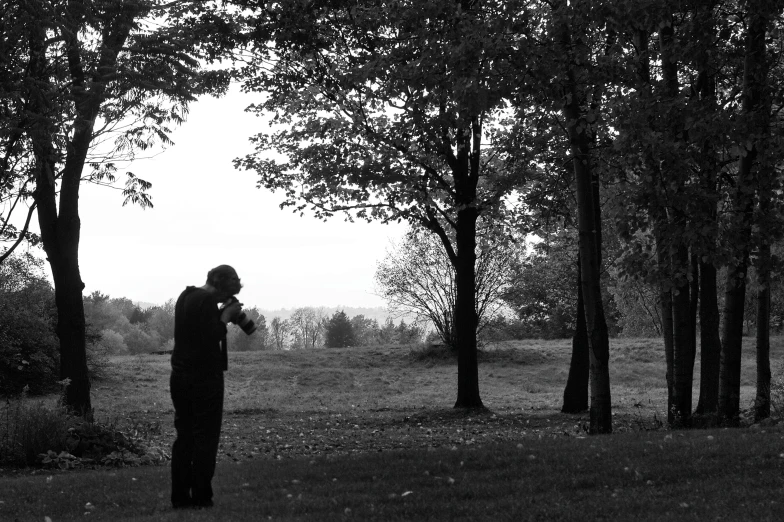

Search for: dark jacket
xmin=171 ymin=286 xmax=228 ymax=374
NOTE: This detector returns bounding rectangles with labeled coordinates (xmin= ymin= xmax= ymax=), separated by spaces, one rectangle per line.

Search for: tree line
xmin=0 ymin=252 xmax=427 ymax=395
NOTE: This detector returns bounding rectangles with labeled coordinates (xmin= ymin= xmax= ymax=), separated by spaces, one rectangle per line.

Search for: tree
xmin=269 ymin=317 xmax=292 ymax=350
xmin=597 ymin=0 xmax=784 ymax=427
xmin=547 ymin=0 xmax=613 ymax=433
xmin=395 ymin=319 xmax=425 ymax=345
xmin=146 ymin=299 xmax=176 ymax=345
xmin=236 ymin=0 xmax=535 ymax=408
xmin=290 ymin=307 xmax=327 ymax=350
xmin=376 ymin=227 xmax=512 ymax=347
xmin=719 ymin=1 xmax=779 ymax=426
xmin=350 ymin=315 xmax=381 ymax=347
xmin=503 ymin=231 xmax=581 ymax=340
xmin=2 ymin=1 xmax=231 ymax=414
xmin=324 ymin=310 xmax=356 ymax=348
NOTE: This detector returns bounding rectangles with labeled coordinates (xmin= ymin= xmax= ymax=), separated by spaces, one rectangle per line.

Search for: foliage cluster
xmin=0 ymin=252 xmax=59 ymax=396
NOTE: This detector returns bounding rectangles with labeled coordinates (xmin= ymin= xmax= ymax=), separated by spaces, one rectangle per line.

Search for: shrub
xmin=124 ymin=326 xmax=162 ymax=354
xmin=408 ymin=341 xmax=457 ymax=362
xmin=0 ymin=302 xmax=60 ymax=396
xmin=771 ymin=365 xmax=784 ymax=421
xmin=0 ymin=397 xmax=169 ymax=468
xmin=95 ymin=329 xmax=129 ymax=355
xmin=0 ymin=399 xmax=75 ymax=466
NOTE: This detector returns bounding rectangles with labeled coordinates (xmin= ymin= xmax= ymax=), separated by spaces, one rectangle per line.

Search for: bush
xmin=771 ymin=365 xmax=784 ymax=421
xmin=408 ymin=341 xmax=457 ymax=362
xmin=95 ymin=329 xmax=129 ymax=355
xmin=0 ymin=397 xmax=169 ymax=468
xmin=0 ymin=298 xmax=60 ymax=396
xmin=0 ymin=399 xmax=74 ymax=466
xmin=124 ymin=326 xmax=162 ymax=354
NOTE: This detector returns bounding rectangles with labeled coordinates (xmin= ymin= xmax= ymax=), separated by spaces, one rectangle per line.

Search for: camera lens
xmin=235 ymin=312 xmax=257 ymax=335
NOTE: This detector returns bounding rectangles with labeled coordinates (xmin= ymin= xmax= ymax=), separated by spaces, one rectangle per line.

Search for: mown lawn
xmin=1 ymin=338 xmax=783 ymax=520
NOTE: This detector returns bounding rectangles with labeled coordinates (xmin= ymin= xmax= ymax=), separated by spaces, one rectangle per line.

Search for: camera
xmin=224 ymin=297 xmax=257 ymax=335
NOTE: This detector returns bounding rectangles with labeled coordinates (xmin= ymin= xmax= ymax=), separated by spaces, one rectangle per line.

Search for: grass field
xmin=1 ymin=337 xmax=783 ymax=520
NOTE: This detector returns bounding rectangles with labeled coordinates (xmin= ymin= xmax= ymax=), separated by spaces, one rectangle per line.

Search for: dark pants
xmin=170 ymin=370 xmax=224 ymax=507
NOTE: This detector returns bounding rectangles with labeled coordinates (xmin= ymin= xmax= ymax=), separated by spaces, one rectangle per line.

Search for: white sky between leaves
xmin=46 ymin=87 xmax=407 ymax=310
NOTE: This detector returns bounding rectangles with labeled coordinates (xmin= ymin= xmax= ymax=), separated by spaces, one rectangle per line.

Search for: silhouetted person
xmin=170 ymin=265 xmax=242 ymax=509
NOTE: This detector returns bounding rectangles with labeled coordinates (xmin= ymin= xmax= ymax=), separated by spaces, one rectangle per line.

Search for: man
xmin=170 ymin=265 xmax=243 ymax=509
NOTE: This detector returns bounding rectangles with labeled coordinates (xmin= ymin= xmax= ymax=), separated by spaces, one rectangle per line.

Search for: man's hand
xmin=220 ymin=299 xmax=242 ymax=324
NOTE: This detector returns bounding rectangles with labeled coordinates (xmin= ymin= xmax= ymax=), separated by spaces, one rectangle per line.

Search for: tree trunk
xmin=448 ymin=113 xmax=483 ymax=410
xmin=662 ymin=291 xmax=674 ymax=423
xmin=754 ymin=240 xmax=771 ymax=422
xmin=658 ymin=14 xmax=697 ymax=428
xmin=719 ymin=264 xmax=748 ymax=426
xmin=31 ymin=121 xmax=92 ymax=416
xmin=695 ymin=261 xmax=721 ymax=416
xmin=51 ymin=254 xmax=91 ymax=414
xmin=561 ymin=23 xmax=611 ymax=433
xmin=719 ymin=4 xmax=769 ymax=426
xmin=692 ymin=0 xmax=721 ymax=419
xmin=689 ymin=254 xmax=699 ymax=369
xmin=671 ymin=245 xmax=694 ymax=427
xmin=753 ymin=157 xmax=774 ymax=422
xmin=562 ymin=253 xmax=589 ymax=413
xmin=25 ymin=5 xmax=138 ymax=416
xmin=453 ymin=205 xmax=482 ymax=409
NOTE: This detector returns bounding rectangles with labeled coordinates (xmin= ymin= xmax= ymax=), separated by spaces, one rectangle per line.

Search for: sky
xmin=61 ymin=88 xmax=407 ymax=310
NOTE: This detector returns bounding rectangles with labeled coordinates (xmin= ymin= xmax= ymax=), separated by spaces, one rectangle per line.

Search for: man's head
xmin=206 ymin=265 xmax=242 ymax=299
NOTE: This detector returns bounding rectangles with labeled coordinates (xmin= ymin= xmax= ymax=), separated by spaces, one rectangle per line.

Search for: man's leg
xmin=190 ymin=372 xmax=224 ymax=507
xmin=170 ymin=372 xmax=195 ymax=508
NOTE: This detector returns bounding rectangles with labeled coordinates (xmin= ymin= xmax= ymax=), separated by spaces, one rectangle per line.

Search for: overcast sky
xmin=67 ymin=88 xmax=407 ymax=310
